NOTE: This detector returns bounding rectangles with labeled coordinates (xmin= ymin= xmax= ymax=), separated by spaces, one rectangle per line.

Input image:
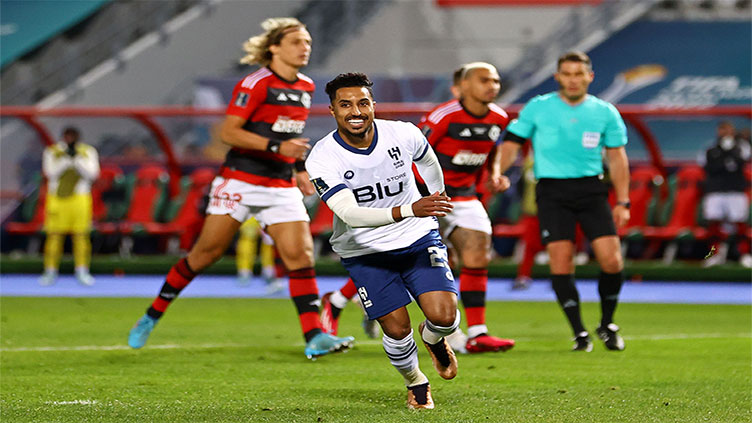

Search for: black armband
xmin=266 ymin=139 xmax=282 ymax=154
xmin=294 ymin=160 xmax=307 ymax=172
xmin=503 ymin=131 xmax=527 ymax=145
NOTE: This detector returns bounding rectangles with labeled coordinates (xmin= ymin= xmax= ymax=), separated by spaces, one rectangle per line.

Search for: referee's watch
xmin=616 ymin=201 xmax=631 ymax=209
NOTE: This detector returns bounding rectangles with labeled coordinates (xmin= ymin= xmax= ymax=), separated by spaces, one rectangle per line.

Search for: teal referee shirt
xmin=506 ymin=92 xmax=627 ymax=179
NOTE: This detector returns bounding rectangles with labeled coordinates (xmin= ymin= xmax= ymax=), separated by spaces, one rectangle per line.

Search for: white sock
xmin=467 ymin=324 xmax=489 ymax=339
xmin=330 ymin=290 xmax=349 ymax=309
xmin=421 ymin=310 xmax=461 ymax=345
xmin=403 ymin=367 xmax=429 ymax=388
xmin=383 ymin=330 xmax=427 ymax=386
xmin=75 ymin=266 xmax=89 ymax=275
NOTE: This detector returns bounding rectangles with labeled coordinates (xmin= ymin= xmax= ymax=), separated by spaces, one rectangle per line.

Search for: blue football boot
xmin=128 ymin=314 xmax=158 ymax=349
xmin=304 ymin=332 xmax=354 ymax=360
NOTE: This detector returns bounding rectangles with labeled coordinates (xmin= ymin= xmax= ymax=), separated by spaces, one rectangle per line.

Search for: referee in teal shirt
xmin=489 ymin=51 xmax=631 ymax=352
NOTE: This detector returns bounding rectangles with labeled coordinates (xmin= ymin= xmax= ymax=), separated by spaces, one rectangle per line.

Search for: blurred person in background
xmin=511 ymin=152 xmax=541 ymax=290
xmin=235 ymin=217 xmax=285 ymax=293
xmin=417 ymin=62 xmax=515 ymax=354
xmin=699 ymin=120 xmax=751 ymax=268
xmin=128 ymin=17 xmax=354 ymax=359
xmin=493 ymin=51 xmax=630 ymax=352
xmin=39 ymin=126 xmax=100 ymax=286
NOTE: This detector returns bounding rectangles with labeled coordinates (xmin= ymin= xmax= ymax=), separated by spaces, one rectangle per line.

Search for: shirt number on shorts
xmin=427 ymin=246 xmax=454 ymax=281
xmin=358 ymin=286 xmax=373 ymax=308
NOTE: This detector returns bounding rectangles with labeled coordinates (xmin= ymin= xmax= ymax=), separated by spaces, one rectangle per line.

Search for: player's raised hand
xmin=412 ymin=191 xmax=453 ymax=217
xmin=280 ymin=138 xmax=311 ymax=160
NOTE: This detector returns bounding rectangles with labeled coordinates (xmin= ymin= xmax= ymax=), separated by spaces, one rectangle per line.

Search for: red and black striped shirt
xmin=419 ymin=99 xmax=509 ymax=200
xmin=222 ymin=67 xmax=315 ymax=187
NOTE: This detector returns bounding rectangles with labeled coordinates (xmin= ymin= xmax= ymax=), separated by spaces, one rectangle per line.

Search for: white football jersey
xmin=306 ymin=119 xmax=439 ymax=258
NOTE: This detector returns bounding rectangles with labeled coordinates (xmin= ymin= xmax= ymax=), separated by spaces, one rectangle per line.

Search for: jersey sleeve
xmin=305 ymin=147 xmax=348 ymax=202
xmin=603 ymin=103 xmax=628 ymax=148
xmin=506 ymin=98 xmax=537 ymax=139
xmin=225 ymin=78 xmax=266 ymax=120
xmin=425 ymin=113 xmax=451 ymax=148
xmin=408 ymin=123 xmax=432 ymax=161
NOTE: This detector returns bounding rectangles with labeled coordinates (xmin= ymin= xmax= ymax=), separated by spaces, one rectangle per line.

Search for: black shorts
xmin=535 ymin=176 xmax=616 ymax=245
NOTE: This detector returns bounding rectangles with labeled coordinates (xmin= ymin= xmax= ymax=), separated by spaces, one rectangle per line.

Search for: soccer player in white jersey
xmin=306 ymin=73 xmax=461 ymax=409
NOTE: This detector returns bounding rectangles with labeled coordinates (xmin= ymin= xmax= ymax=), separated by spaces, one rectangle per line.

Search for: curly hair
xmin=239 ymin=17 xmax=306 ymax=66
xmin=324 ymin=73 xmax=374 ymax=103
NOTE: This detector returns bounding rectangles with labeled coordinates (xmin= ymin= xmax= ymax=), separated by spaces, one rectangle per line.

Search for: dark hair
xmin=62 ymin=126 xmax=80 ymax=138
xmin=452 ymin=66 xmax=465 ymax=87
xmin=557 ymin=51 xmax=592 ymax=71
xmin=325 ymin=73 xmax=374 ymax=103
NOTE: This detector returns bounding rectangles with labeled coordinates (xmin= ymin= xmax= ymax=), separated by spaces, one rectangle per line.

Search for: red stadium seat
xmin=115 ymin=165 xmax=170 ymax=255
xmin=140 ymin=167 xmax=216 ymax=252
xmin=640 ymin=165 xmax=706 ymax=241
xmin=618 ymin=166 xmax=663 ymax=238
xmin=118 ymin=164 xmax=169 ymax=233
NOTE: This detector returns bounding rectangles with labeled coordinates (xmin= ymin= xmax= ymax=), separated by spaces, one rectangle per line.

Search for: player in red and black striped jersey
xmin=128 ymin=17 xmax=354 ymax=359
xmin=419 ymin=62 xmax=515 ymax=354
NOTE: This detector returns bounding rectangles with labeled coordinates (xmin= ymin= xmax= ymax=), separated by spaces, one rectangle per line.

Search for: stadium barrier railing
xmin=1 ymin=104 xmax=749 ymax=259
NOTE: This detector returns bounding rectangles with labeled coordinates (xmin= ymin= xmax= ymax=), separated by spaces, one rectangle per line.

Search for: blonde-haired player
xmin=129 ymin=17 xmax=354 ymax=358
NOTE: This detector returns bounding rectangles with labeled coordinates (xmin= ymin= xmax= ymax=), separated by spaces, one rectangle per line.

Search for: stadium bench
xmin=636 ymin=165 xmax=706 ymax=263
xmin=140 ymin=167 xmax=215 ymax=253
xmin=117 ymin=164 xmax=170 ymax=256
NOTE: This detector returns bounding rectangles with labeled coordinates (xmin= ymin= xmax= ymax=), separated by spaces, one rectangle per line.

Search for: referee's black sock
xmin=551 ymin=274 xmax=586 ymax=335
xmin=598 ymin=270 xmax=624 ymax=327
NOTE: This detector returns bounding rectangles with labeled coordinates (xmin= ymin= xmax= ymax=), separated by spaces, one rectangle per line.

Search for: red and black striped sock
xmin=146 ymin=258 xmax=197 ymax=319
xmin=460 ymin=267 xmax=488 ymax=328
xmin=328 ymin=278 xmax=358 ymax=320
xmin=289 ymin=267 xmax=323 ymax=342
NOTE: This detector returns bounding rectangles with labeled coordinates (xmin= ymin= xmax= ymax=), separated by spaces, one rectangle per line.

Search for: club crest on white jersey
xmin=306 ymin=119 xmax=438 ymax=258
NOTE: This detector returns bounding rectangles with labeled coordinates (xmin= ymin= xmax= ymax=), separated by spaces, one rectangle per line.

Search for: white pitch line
xmin=0 ymin=343 xmax=249 ymax=352
xmin=46 ymin=400 xmax=99 ymax=406
xmin=1 ymin=333 xmax=749 ymax=353
xmin=625 ymin=332 xmax=751 ymax=341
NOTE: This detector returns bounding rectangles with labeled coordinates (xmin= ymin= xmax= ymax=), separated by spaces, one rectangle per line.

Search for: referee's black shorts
xmin=535 ymin=176 xmax=616 ymax=245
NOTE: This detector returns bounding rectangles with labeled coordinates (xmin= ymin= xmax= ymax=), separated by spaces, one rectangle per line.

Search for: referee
xmin=490 ymin=51 xmax=630 ymax=352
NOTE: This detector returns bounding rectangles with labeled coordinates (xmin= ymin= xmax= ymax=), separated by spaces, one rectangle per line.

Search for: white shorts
xmin=205 ymin=177 xmax=309 ymax=227
xmin=703 ymin=192 xmax=749 ymax=223
xmin=438 ymin=199 xmax=492 ymax=237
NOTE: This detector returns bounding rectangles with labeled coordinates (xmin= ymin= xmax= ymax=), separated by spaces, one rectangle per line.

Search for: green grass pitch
xmin=1 ymin=297 xmax=750 ymax=422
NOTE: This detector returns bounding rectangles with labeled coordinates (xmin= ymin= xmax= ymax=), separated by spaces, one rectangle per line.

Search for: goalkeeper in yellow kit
xmin=39 ymin=127 xmax=100 ymax=286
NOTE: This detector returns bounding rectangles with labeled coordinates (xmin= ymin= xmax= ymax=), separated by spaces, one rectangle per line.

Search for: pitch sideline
xmin=2 ymin=332 xmax=750 ymax=353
